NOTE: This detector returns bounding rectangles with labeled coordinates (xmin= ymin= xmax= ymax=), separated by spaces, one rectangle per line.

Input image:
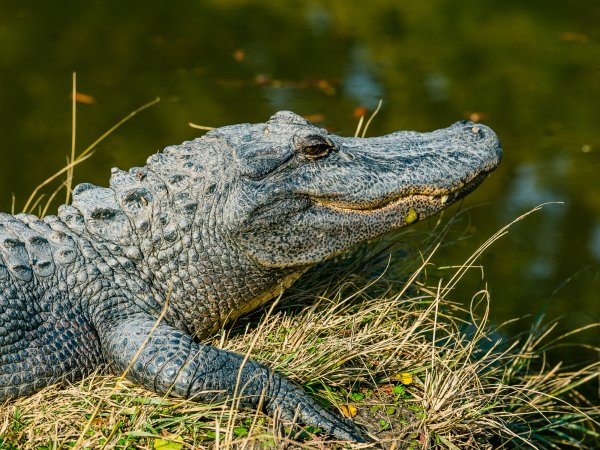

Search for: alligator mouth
xmin=312 ymin=172 xmax=489 ymax=214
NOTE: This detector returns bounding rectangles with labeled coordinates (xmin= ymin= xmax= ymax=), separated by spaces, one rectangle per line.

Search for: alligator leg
xmin=100 ymin=315 xmax=365 ymax=442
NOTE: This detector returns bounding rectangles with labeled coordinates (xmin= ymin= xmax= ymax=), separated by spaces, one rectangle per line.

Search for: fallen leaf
xmin=72 ymin=92 xmax=96 ymax=105
xmin=379 ymin=384 xmax=395 ymax=395
xmin=353 ymin=106 xmax=368 ymax=118
xmin=394 ymin=372 xmax=413 ymax=385
xmin=233 ymin=49 xmax=245 ymax=61
xmin=317 ymin=79 xmax=335 ymax=95
xmin=303 ymin=114 xmax=326 ymax=123
xmin=340 ymin=404 xmax=358 ymax=418
xmin=466 ymin=111 xmax=487 ymax=122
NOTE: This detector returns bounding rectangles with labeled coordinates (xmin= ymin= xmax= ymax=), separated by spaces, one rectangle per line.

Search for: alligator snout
xmin=450 ymin=120 xmax=503 ymax=167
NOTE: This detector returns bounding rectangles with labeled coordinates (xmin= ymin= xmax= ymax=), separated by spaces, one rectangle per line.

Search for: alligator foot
xmin=102 ymin=315 xmax=366 ymax=442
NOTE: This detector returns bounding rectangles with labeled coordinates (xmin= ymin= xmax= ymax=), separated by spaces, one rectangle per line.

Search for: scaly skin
xmin=0 ymin=111 xmax=502 ymax=442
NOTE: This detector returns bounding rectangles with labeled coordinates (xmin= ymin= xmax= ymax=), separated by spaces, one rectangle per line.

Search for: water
xmin=0 ymin=1 xmax=598 ymax=362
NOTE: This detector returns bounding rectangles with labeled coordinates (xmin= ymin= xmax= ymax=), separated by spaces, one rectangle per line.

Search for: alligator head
xmin=215 ymin=111 xmax=502 ymax=268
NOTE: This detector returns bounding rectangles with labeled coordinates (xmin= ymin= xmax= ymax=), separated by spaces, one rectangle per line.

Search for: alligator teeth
xmin=440 ymin=195 xmax=449 ymax=204
xmin=428 ymin=195 xmax=435 ymax=201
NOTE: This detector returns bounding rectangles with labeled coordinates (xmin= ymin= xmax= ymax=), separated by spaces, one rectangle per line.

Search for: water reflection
xmin=423 ymin=73 xmax=450 ymax=102
xmin=507 ymin=164 xmax=561 ymax=212
xmin=0 ymin=0 xmax=598 ymax=362
xmin=343 ymin=46 xmax=384 ymax=107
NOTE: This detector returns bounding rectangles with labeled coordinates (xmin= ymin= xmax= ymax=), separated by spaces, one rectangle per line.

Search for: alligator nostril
xmin=469 ymin=126 xmax=485 ymax=140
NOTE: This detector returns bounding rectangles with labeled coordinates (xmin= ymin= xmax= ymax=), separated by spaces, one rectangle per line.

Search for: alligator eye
xmin=299 ymin=136 xmax=334 ymax=160
xmin=303 ymin=143 xmax=330 ymax=156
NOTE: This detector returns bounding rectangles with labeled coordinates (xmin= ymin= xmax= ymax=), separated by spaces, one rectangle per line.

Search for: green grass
xmin=0 ymin=89 xmax=598 ymax=448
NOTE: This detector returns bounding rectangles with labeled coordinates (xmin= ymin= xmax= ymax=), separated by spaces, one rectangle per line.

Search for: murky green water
xmin=1 ymin=1 xmax=598 ymax=362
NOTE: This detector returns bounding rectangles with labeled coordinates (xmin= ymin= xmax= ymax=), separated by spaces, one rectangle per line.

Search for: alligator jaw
xmin=311 ymin=171 xmax=489 ymax=217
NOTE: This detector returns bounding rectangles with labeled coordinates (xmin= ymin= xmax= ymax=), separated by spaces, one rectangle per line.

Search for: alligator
xmin=0 ymin=111 xmax=501 ymax=442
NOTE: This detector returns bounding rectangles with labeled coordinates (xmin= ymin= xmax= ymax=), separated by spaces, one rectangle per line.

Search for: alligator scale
xmin=0 ymin=111 xmax=501 ymax=441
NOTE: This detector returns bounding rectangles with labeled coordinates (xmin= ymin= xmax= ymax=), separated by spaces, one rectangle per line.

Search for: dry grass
xmin=14 ymin=72 xmax=159 ymax=217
